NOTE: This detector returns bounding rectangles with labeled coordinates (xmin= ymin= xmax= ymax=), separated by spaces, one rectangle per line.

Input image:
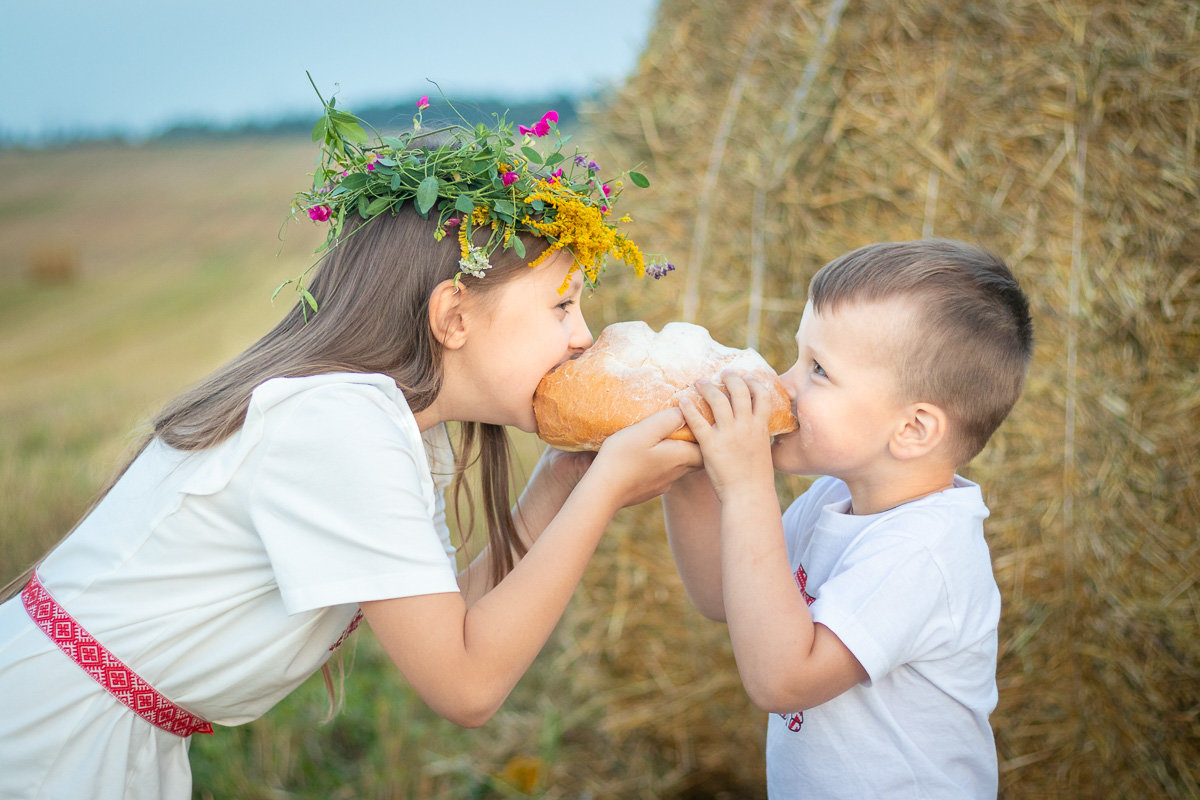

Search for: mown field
xmin=0 ymin=139 xmax=599 ymax=799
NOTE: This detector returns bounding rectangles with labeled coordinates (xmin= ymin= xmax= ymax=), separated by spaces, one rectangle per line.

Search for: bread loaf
xmin=534 ymin=321 xmax=799 ymax=451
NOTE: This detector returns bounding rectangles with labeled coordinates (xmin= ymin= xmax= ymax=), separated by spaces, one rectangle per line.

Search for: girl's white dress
xmin=0 ymin=373 xmax=462 ymax=800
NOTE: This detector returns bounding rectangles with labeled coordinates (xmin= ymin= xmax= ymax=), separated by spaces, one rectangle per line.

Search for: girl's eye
xmin=557 ymin=298 xmax=576 ymax=312
xmin=811 ymin=360 xmax=827 ymax=378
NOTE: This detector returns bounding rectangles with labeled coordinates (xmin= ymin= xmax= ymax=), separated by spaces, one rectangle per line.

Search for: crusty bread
xmin=534 ymin=321 xmax=799 ymax=451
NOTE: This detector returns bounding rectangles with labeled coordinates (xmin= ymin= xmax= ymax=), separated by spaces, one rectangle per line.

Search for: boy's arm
xmin=680 ymin=374 xmax=868 ymax=713
xmin=662 ymin=470 xmax=727 ymax=621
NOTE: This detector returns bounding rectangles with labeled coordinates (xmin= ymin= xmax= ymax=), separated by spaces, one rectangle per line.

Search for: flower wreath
xmin=284 ymin=75 xmax=674 ymax=314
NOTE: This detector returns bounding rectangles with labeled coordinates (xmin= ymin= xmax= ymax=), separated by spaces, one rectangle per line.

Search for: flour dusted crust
xmin=534 ymin=321 xmax=799 ymax=451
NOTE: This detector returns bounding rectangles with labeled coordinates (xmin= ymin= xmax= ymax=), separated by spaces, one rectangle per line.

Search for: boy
xmin=664 ymin=240 xmax=1033 ymax=799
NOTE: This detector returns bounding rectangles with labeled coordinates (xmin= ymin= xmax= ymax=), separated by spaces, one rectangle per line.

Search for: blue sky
xmin=0 ymin=0 xmax=659 ymax=142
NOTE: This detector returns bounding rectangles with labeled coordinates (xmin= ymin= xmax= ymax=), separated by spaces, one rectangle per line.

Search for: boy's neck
xmin=844 ymin=464 xmax=957 ymax=515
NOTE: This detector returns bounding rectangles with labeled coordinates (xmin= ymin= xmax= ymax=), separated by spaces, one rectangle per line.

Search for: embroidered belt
xmin=21 ymin=573 xmax=214 ymax=737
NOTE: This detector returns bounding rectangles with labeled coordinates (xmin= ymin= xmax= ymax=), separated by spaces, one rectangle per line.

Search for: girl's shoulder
xmin=250 ymin=372 xmax=407 ymax=414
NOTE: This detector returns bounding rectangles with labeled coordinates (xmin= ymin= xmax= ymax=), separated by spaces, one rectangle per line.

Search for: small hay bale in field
xmin=28 ymin=245 xmax=79 ymax=283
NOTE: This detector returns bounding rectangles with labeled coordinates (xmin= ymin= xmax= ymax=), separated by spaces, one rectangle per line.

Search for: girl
xmin=0 ymin=94 xmax=698 ymax=799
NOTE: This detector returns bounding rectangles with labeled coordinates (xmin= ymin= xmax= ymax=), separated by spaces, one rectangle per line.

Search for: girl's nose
xmin=570 ymin=309 xmax=594 ymax=353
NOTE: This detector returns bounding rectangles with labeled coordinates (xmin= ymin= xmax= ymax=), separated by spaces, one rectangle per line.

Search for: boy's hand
xmin=679 ymin=371 xmax=776 ymax=502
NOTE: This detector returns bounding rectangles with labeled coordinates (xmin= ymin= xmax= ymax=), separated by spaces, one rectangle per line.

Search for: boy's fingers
xmin=722 ymin=370 xmax=753 ymax=413
xmin=677 ymin=397 xmax=714 ymax=442
xmin=694 ymin=379 xmax=734 ymax=426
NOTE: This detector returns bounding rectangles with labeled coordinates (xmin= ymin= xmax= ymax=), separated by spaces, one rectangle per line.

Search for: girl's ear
xmin=890 ymin=402 xmax=948 ymax=461
xmin=428 ymin=279 xmax=468 ymax=350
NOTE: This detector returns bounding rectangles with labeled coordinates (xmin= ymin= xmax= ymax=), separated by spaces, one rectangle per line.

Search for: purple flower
xmin=647 ymin=261 xmax=676 ymax=279
xmin=308 ymin=204 xmax=332 ymax=222
xmin=587 ymin=160 xmax=601 ymax=173
xmin=574 ymin=154 xmax=587 ymax=166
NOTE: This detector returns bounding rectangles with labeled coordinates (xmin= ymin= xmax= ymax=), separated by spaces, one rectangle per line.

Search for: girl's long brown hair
xmin=4 ymin=204 xmax=547 ymax=607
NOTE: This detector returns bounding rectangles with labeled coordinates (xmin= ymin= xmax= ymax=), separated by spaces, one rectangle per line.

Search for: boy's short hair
xmin=809 ymin=239 xmax=1033 ymax=464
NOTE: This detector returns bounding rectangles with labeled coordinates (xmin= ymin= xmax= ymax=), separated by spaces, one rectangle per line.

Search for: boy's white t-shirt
xmin=766 ymin=476 xmax=1000 ymax=800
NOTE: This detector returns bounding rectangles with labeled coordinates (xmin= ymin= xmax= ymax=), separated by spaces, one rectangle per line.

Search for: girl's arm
xmin=662 ymin=470 xmax=727 ymax=621
xmin=361 ymin=409 xmax=701 ymax=728
xmin=680 ymin=374 xmax=867 ymax=714
xmin=456 ymin=447 xmax=595 ymax=607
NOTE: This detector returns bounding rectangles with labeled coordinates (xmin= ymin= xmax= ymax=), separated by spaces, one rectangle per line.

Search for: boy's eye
xmin=811 ymin=360 xmax=827 ymax=378
xmin=557 ymin=298 xmax=576 ymax=311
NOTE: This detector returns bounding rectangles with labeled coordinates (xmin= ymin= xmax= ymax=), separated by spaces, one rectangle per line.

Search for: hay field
xmin=0 ymin=136 xmax=754 ymax=798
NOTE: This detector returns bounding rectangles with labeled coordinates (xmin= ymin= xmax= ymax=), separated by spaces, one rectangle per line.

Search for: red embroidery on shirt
xmin=21 ymin=574 xmax=214 ymax=737
xmin=779 ymin=562 xmax=815 ymax=732
xmin=794 ymin=563 xmax=816 ymax=606
xmin=329 ymin=609 xmax=364 ymax=651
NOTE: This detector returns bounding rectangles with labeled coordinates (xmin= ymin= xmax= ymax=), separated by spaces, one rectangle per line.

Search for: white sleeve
xmin=248 ymin=384 xmax=461 ymax=613
xmin=809 ymin=529 xmax=952 ymax=684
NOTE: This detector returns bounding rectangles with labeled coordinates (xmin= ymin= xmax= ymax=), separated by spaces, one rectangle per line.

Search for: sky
xmin=0 ymin=0 xmax=660 ymax=143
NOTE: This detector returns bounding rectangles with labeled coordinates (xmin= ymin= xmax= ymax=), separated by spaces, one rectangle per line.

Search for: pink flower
xmin=366 ymin=162 xmax=376 ymax=171
xmin=308 ymin=204 xmax=332 ymax=222
xmin=547 ymin=168 xmax=564 ymax=184
xmin=444 ymin=217 xmax=460 ymax=227
xmin=416 ymin=95 xmax=430 ymax=110
xmin=502 ymin=171 xmax=519 ymax=186
xmin=601 ymin=183 xmax=611 ymax=196
xmin=520 ymin=110 xmax=559 ymax=138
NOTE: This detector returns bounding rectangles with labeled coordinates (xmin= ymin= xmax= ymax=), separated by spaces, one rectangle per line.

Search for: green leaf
xmin=311 ymin=117 xmax=326 ymax=142
xmin=391 ymin=173 xmax=404 ymax=191
xmin=629 ymin=171 xmax=650 ymax=188
xmin=520 ymin=146 xmax=543 ymax=165
xmin=336 ymin=119 xmax=369 ymax=144
xmin=530 ymin=198 xmax=545 ymax=212
xmin=340 ymin=173 xmax=368 ymax=190
xmin=544 ymin=152 xmax=565 ymax=167
xmin=301 ymin=288 xmax=319 ymax=313
xmin=511 ymin=237 xmax=526 ymax=258
xmin=416 ymin=175 xmax=439 ymax=213
xmin=455 ymin=194 xmax=475 ymax=213
xmin=493 ymin=199 xmax=516 ymax=218
xmin=365 ymin=197 xmax=392 ymax=215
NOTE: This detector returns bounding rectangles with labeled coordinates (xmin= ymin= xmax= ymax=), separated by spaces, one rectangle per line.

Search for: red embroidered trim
xmin=21 ymin=574 xmax=213 ymax=737
xmin=329 ymin=609 xmax=363 ymax=651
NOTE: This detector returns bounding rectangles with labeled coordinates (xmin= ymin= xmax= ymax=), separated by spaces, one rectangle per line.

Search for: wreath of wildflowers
xmin=284 ymin=76 xmax=674 ymax=314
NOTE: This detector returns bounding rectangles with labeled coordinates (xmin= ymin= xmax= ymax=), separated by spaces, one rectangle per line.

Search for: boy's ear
xmin=890 ymin=402 xmax=948 ymax=460
xmin=428 ymin=279 xmax=468 ymax=350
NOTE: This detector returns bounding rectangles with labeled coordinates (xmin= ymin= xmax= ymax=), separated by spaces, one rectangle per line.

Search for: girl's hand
xmin=529 ymin=446 xmax=596 ymax=495
xmin=679 ymin=371 xmax=775 ymax=502
xmin=585 ymin=408 xmax=703 ymax=510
